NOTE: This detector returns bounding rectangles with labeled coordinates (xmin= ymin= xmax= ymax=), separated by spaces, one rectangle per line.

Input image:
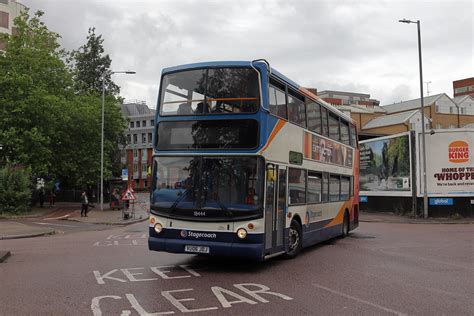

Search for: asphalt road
xmin=0 ymin=221 xmax=472 ymax=315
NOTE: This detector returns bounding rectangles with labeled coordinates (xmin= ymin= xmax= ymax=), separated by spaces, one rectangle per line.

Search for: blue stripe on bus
xmin=162 ymin=61 xmax=254 ymax=74
xmin=302 ymin=220 xmax=342 ymax=248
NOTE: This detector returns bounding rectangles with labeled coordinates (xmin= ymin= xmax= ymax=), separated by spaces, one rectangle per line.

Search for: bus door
xmin=265 ymin=164 xmax=286 ymax=255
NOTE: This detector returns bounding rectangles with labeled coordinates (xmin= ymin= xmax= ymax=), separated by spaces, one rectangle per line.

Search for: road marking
xmin=162 ymin=288 xmax=219 ymax=313
xmin=91 ymin=295 xmax=122 ymax=316
xmin=34 ymin=222 xmax=76 ymax=228
xmin=90 ymin=283 xmax=293 ymax=315
xmin=312 ymin=283 xmax=407 ymax=316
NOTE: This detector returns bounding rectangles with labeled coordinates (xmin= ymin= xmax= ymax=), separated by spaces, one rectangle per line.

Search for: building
xmin=120 ymin=101 xmax=156 ymax=190
xmin=381 ymin=93 xmax=474 ymax=130
xmin=318 ymin=90 xmax=380 ymax=107
xmin=0 ymin=0 xmax=26 ymax=50
xmin=361 ymin=110 xmax=430 ymax=136
xmin=453 ymin=77 xmax=474 ymax=97
xmin=311 ymin=88 xmax=474 ymax=138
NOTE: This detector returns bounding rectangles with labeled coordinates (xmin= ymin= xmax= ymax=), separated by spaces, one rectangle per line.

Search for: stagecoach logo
xmin=180 ymin=230 xmax=217 ymax=239
xmin=448 ymin=141 xmax=469 ymax=163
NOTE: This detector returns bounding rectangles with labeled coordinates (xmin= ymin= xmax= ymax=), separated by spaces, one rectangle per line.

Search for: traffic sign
xmin=121 ymin=187 xmax=136 ymax=201
xmin=121 ymin=168 xmax=128 ymax=181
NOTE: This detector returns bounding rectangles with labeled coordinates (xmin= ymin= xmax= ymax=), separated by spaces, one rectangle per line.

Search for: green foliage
xmin=0 ymin=165 xmax=32 ymax=214
xmin=0 ymin=10 xmax=127 ymax=191
xmin=71 ymin=27 xmax=120 ymax=96
xmin=0 ymin=10 xmax=72 ymax=177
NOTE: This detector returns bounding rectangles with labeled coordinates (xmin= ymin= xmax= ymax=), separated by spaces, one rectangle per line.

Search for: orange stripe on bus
xmin=260 ymin=120 xmax=286 ymax=153
xmin=324 ymin=199 xmax=353 ymax=228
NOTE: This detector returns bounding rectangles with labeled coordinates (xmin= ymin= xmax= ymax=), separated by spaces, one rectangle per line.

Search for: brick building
xmin=120 ymin=101 xmax=155 ymax=190
xmin=453 ymin=77 xmax=474 ymax=97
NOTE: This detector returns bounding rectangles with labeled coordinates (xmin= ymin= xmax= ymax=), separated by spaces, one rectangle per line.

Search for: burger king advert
xmin=421 ymin=130 xmax=474 ymax=196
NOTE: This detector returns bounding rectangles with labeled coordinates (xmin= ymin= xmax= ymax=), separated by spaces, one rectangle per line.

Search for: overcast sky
xmin=22 ymin=0 xmax=473 ymax=108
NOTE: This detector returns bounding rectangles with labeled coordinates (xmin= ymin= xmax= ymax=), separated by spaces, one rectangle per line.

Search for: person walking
xmin=81 ymin=191 xmax=89 ymax=217
xmin=49 ymin=189 xmax=56 ymax=206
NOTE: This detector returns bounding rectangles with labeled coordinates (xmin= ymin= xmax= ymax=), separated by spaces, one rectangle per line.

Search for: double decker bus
xmin=149 ymin=60 xmax=359 ymax=261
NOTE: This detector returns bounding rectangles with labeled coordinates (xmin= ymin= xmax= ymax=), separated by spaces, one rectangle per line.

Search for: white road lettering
xmin=90 ymin=283 xmax=293 ymax=314
xmin=121 ymin=268 xmax=158 ymax=282
xmin=211 ymin=286 xmax=257 ymax=308
xmin=233 ymin=283 xmax=293 ymax=303
xmin=94 ymin=266 xmax=200 ymax=284
xmin=125 ymin=293 xmax=174 ymax=315
xmin=162 ymin=289 xmax=218 ymax=313
xmin=107 ymin=233 xmax=147 ymax=240
xmin=93 ymin=239 xmax=147 ymax=246
xmin=93 ymin=269 xmax=127 ymax=285
xmin=178 ymin=265 xmax=201 ymax=277
xmin=91 ymin=295 xmax=122 ymax=316
xmin=150 ymin=266 xmax=195 ymax=279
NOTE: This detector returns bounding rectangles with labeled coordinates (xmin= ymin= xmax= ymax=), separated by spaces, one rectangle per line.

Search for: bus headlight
xmin=154 ymin=223 xmax=163 ymax=234
xmin=237 ymin=228 xmax=247 ymax=239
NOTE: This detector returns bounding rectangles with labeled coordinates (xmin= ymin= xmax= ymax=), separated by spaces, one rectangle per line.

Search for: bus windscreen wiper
xmin=205 ymin=195 xmax=233 ymax=217
xmin=168 ymin=189 xmax=190 ymax=214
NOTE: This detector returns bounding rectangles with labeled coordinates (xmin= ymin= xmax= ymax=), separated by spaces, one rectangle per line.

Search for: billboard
xmin=418 ymin=129 xmax=474 ymax=197
xmin=359 ymin=132 xmax=412 ymax=196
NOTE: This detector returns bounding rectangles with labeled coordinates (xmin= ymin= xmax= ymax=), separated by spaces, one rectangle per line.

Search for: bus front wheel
xmin=285 ymin=219 xmax=302 ymax=259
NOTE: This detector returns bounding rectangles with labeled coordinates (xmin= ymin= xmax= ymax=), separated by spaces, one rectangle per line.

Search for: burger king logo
xmin=448 ymin=141 xmax=469 ymax=163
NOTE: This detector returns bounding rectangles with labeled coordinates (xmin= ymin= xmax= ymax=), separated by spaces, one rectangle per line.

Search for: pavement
xmin=360 ymin=211 xmax=473 ymax=224
xmin=0 ymin=200 xmax=149 ymax=240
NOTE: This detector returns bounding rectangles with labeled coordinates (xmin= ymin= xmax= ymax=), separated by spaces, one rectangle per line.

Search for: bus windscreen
xmin=159 ymin=68 xmax=260 ymax=115
xmin=151 ymin=156 xmax=264 ymax=221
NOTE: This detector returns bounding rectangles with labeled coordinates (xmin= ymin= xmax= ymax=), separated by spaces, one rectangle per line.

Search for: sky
xmin=22 ymin=0 xmax=473 ymax=109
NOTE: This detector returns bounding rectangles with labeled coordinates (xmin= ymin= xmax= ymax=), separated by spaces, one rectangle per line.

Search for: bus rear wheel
xmin=284 ymin=219 xmax=302 ymax=259
xmin=341 ymin=212 xmax=350 ymax=238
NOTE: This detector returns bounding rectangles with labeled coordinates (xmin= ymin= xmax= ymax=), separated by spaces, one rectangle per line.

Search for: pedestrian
xmin=49 ymin=189 xmax=56 ymax=206
xmin=38 ymin=188 xmax=45 ymax=208
xmin=81 ymin=191 xmax=89 ymax=217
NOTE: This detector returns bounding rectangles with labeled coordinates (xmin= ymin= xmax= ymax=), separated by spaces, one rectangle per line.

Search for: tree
xmin=71 ymin=27 xmax=120 ymax=96
xmin=70 ymin=27 xmax=127 ymax=185
xmin=0 ymin=10 xmax=73 ymax=178
xmin=0 ymin=10 xmax=126 ymax=195
xmin=0 ymin=165 xmax=32 ymax=214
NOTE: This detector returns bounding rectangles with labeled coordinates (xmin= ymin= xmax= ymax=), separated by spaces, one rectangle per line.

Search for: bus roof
xmin=161 ymin=61 xmax=354 ymax=124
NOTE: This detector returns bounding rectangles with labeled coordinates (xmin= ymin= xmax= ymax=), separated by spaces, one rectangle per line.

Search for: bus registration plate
xmin=185 ymin=245 xmax=210 ymax=254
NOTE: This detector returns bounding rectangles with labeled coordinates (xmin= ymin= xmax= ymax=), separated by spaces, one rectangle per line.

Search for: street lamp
xmin=100 ymin=70 xmax=136 ymax=211
xmin=399 ymin=18 xmax=428 ymax=219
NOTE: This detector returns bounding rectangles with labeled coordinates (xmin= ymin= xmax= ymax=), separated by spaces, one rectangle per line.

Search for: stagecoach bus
xmin=149 ymin=60 xmax=359 ymax=260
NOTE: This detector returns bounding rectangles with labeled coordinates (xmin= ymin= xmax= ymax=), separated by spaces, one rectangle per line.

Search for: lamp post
xmin=100 ymin=70 xmax=136 ymax=211
xmin=399 ymin=18 xmax=428 ymax=219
